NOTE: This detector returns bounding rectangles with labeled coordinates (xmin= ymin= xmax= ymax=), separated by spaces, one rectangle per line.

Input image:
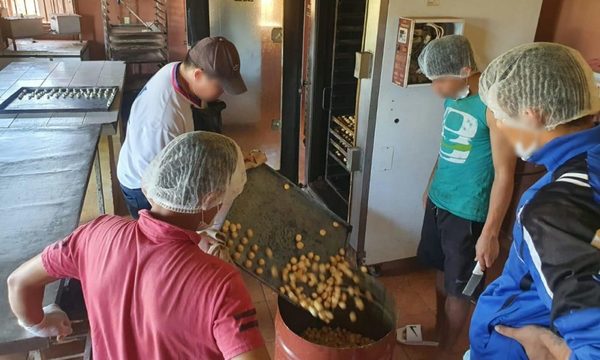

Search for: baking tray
xmin=226 ymin=165 xmax=350 ymax=273
xmin=225 ymin=165 xmax=396 ymax=324
xmin=0 ymin=86 xmax=119 ymax=113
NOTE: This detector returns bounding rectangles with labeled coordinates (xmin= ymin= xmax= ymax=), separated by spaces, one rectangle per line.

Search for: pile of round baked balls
xmin=221 ymin=218 xmax=373 ymax=326
xmin=302 ymin=326 xmax=375 ymax=348
xmin=220 ymin=181 xmax=374 ymax=326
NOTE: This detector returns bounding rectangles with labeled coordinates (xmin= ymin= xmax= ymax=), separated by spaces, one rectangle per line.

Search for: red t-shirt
xmin=41 ymin=210 xmax=264 ymax=359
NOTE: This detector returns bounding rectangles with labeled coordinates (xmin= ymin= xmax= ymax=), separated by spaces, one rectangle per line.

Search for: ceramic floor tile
xmin=405 ymin=270 xmax=436 ymax=287
xmin=380 ymin=270 xmax=473 ymax=360
xmin=378 ymin=274 xmax=411 ymax=291
xmin=392 ymin=345 xmax=411 ymax=360
xmin=400 ymin=344 xmax=443 ymax=360
xmin=222 ymin=123 xmax=282 ymax=171
xmin=392 ymin=287 xmax=432 ymax=317
xmin=222 ymin=115 xmax=307 ymax=183
xmin=408 ymin=276 xmax=437 ymax=313
xmin=396 ymin=310 xmax=436 ymax=331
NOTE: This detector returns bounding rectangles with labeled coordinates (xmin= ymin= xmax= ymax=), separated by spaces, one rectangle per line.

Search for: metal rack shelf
xmin=330 ymin=138 xmax=348 ymax=157
xmin=322 ymin=0 xmax=366 ymax=217
xmin=332 ymin=115 xmax=356 ymax=134
xmin=101 ymin=0 xmax=168 ymax=66
xmin=325 ymin=175 xmax=350 ymax=205
xmin=328 ymin=149 xmax=348 ymax=169
xmin=329 ymin=127 xmax=353 ymax=149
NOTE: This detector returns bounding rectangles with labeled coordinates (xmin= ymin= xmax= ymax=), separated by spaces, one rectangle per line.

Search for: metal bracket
xmin=346 ymin=147 xmax=362 ymax=172
xmin=354 ymin=51 xmax=373 ymax=79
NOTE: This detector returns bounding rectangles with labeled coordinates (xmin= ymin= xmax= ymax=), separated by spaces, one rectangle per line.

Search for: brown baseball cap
xmin=187 ymin=36 xmax=247 ymax=95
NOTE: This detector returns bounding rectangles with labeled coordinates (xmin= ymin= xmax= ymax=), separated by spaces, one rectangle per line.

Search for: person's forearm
xmin=483 ymin=171 xmax=514 ymax=235
xmin=7 ymin=257 xmax=48 ymax=325
xmin=7 ymin=275 xmax=45 ymax=325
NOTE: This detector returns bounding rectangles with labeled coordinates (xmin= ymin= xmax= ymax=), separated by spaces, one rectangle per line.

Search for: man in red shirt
xmin=7 ymin=132 xmax=270 ymax=360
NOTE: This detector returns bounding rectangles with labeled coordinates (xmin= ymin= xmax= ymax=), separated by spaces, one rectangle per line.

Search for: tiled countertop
xmin=0 ymin=60 xmax=126 ymax=134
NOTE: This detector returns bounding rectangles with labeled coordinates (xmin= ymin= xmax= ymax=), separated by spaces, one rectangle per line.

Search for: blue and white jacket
xmin=470 ymin=125 xmax=600 ymax=359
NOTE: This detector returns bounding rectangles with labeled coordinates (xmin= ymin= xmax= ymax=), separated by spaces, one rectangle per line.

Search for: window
xmin=1 ymin=0 xmax=75 ymax=22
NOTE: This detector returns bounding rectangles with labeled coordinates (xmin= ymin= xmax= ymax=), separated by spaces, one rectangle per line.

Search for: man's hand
xmin=495 ymin=325 xmax=571 ymax=360
xmin=475 ymin=231 xmax=499 ymax=270
xmin=19 ymin=304 xmax=73 ymax=341
xmin=422 ymin=190 xmax=428 ymax=209
xmin=244 ymin=150 xmax=267 ymax=170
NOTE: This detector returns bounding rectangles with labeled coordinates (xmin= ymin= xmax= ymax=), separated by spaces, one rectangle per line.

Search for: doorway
xmin=207 ymin=0 xmax=284 ymax=170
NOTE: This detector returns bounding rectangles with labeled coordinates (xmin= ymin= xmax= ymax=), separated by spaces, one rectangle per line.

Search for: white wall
xmin=209 ymin=0 xmax=262 ymax=125
xmin=362 ymin=0 xmax=543 ymax=264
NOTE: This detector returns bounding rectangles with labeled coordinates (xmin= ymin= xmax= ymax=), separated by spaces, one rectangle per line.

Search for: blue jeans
xmin=120 ymin=184 xmax=151 ymax=219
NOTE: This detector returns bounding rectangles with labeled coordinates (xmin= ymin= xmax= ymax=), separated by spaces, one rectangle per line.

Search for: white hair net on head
xmin=480 ymin=42 xmax=600 ymax=130
xmin=142 ymin=131 xmax=247 ymax=214
xmin=418 ymin=34 xmax=478 ymax=80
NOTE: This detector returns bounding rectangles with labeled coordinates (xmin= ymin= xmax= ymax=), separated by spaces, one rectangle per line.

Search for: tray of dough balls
xmin=221 ymin=164 xmax=396 ymax=328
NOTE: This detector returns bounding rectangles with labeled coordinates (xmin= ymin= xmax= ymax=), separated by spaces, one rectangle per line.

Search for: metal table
xmin=0 ymin=60 xmax=126 ymax=214
xmin=0 ymin=126 xmax=101 ymax=355
xmin=0 ymin=40 xmax=89 ymax=68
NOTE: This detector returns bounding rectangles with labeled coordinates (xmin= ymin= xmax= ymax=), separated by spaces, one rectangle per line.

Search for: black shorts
xmin=417 ymin=198 xmax=484 ymax=298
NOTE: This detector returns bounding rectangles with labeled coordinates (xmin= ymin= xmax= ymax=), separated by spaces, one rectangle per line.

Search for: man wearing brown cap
xmin=118 ymin=36 xmax=247 ymax=218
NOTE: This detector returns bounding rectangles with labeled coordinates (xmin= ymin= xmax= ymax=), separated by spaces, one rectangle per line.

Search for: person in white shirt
xmin=117 ymin=36 xmax=247 ymax=219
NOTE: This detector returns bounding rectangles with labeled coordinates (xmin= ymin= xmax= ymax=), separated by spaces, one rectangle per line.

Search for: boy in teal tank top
xmin=428 ymin=95 xmax=493 ymax=222
xmin=396 ymin=35 xmax=516 ymax=359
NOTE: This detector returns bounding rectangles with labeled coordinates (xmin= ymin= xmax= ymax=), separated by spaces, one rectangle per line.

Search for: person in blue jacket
xmin=469 ymin=43 xmax=600 ymax=359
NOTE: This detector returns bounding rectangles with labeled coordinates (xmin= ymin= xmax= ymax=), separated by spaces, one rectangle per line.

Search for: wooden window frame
xmin=1 ymin=0 xmax=75 ymax=22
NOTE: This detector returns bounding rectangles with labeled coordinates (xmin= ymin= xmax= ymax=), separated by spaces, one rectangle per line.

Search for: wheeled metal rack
xmin=323 ymin=0 xmax=366 ymax=217
xmin=101 ymin=0 xmax=168 ymax=65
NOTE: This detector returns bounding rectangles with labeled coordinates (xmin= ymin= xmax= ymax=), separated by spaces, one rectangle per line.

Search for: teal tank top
xmin=428 ymin=95 xmax=493 ymax=222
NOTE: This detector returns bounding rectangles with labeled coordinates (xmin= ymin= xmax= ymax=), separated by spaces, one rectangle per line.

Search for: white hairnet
xmin=418 ymin=35 xmax=478 ymax=80
xmin=142 ymin=131 xmax=246 ymax=214
xmin=480 ymin=42 xmax=600 ymax=130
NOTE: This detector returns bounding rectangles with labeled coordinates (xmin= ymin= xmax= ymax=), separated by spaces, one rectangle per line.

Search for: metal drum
xmin=274 ymin=294 xmax=397 ymax=360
